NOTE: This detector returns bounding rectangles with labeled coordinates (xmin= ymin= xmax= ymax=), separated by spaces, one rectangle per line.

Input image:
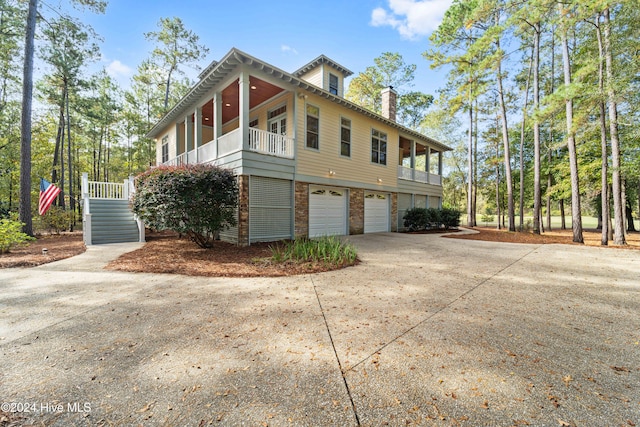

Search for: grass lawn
xmin=472 ymin=215 xmax=639 ymax=230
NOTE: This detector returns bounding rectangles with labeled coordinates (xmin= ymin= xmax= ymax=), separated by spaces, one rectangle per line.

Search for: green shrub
xmin=35 ymin=206 xmax=75 ymax=234
xmin=0 ymin=217 xmax=35 ymax=254
xmin=404 ymin=207 xmax=461 ymax=231
xmin=270 ymin=236 xmax=358 ymax=267
xmin=132 ymin=164 xmax=238 ymax=248
xmin=403 ymin=207 xmax=429 ymax=231
xmin=440 ymin=207 xmax=461 ymax=229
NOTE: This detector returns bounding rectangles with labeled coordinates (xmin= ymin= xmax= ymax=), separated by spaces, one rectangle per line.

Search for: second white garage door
xmin=364 ymin=192 xmax=390 ymax=233
xmin=309 ymin=186 xmax=348 ymax=238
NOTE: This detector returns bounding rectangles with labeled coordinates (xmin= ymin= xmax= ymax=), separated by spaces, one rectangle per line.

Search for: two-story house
xmin=147 ymin=48 xmax=451 ymax=245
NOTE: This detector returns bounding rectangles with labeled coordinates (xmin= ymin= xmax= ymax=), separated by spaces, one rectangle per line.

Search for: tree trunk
xmin=594 ymin=17 xmax=609 ymax=245
xmin=560 ymin=11 xmax=583 ymax=243
xmin=472 ymin=99 xmax=478 ymax=226
xmin=519 ymin=46 xmax=533 ymax=231
xmin=546 ymin=26 xmax=555 ymax=232
xmin=19 ymin=0 xmax=37 ymax=236
xmin=66 ymin=83 xmax=74 ymax=228
xmin=467 ymin=88 xmax=473 ymax=227
xmin=495 ymin=12 xmax=515 ymax=232
xmin=532 ymin=23 xmax=542 ymax=235
xmin=560 ymin=200 xmax=566 ymax=229
xmin=58 ymin=84 xmax=67 ymax=209
xmin=603 ymin=8 xmax=625 ymax=245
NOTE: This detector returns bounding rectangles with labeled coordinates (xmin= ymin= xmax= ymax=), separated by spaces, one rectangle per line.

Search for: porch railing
xmin=249 ymin=128 xmax=294 ymax=159
xmin=397 ymin=165 xmax=442 ymax=186
xmin=163 ymin=128 xmax=294 ymax=166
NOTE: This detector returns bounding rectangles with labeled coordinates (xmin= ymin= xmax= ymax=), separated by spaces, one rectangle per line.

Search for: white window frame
xmin=161 ymin=136 xmax=169 ymax=163
xmin=329 ymin=73 xmax=339 ymax=95
xmin=371 ymin=128 xmax=387 ymax=166
xmin=306 ymin=104 xmax=320 ymax=150
xmin=340 ymin=116 xmax=351 ymax=158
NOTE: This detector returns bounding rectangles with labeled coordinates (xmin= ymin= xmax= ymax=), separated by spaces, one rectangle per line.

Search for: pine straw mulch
xmin=1 ymin=228 xmax=638 ymax=274
xmin=104 ymin=231 xmax=356 ymax=277
xmin=0 ymin=232 xmax=86 ymax=268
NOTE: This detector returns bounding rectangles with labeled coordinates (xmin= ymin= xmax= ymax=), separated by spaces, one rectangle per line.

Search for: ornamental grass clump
xmin=270 ymin=236 xmax=358 ymax=267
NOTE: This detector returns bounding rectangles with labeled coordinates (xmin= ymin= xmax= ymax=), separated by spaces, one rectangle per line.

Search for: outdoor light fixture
xmin=225 ymin=103 xmax=231 ymax=107
xmin=377 ymin=178 xmax=383 ymax=183
xmin=42 ymin=248 xmax=48 ymax=255
xmin=328 ymin=169 xmax=336 ymax=176
xmin=250 ymin=85 xmax=257 ymax=90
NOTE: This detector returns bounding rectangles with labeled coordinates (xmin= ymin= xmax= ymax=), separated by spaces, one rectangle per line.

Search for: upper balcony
xmin=163 ymin=128 xmax=294 ymax=166
xmin=397 ymin=136 xmax=443 ymax=187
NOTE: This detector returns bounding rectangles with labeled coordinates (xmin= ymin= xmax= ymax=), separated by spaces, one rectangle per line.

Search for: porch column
xmin=213 ymin=92 xmax=222 ymax=139
xmin=426 ymin=146 xmax=431 ymax=184
xmin=175 ymin=123 xmax=182 ymax=155
xmin=185 ymin=115 xmax=193 ymax=162
xmin=239 ymin=71 xmax=250 ymax=150
xmin=438 ymin=151 xmax=443 ymax=176
xmin=194 ymin=106 xmax=202 ymax=162
xmin=410 ymin=141 xmax=416 ymax=181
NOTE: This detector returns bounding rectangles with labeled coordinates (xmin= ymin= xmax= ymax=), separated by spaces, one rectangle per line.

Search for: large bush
xmin=403 ymin=207 xmax=461 ymax=231
xmin=132 ymin=164 xmax=238 ymax=248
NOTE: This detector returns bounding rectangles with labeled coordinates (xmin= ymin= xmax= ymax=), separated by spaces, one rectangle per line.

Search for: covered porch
xmin=397 ymin=136 xmax=443 ymax=186
xmin=160 ymin=73 xmax=295 ymax=166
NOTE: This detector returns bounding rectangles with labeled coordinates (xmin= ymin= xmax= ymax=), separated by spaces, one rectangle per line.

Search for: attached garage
xmin=364 ymin=192 xmax=390 ymax=233
xmin=309 ymin=186 xmax=348 ymax=238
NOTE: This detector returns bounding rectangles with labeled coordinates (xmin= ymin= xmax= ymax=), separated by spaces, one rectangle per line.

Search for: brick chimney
xmin=381 ymin=86 xmax=397 ymax=122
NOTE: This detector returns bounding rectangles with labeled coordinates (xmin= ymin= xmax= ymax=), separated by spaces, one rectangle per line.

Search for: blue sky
xmin=67 ymin=0 xmax=453 ymax=97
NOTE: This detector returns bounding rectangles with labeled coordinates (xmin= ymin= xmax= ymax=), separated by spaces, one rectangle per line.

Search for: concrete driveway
xmin=0 ymin=232 xmax=638 ymax=426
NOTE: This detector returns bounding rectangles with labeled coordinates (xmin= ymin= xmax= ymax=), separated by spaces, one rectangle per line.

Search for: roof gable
xmin=293 ymin=55 xmax=353 ymax=78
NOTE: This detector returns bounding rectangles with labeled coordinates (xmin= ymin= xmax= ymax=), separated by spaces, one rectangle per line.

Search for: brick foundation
xmin=237 ymin=175 xmax=250 ymax=246
xmin=349 ymin=188 xmax=364 ymax=235
xmin=294 ymin=182 xmax=309 ymax=239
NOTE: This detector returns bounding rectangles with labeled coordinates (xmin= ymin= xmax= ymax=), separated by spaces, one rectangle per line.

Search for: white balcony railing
xmin=397 ymin=165 xmax=442 ymax=187
xmin=249 ymin=128 xmax=294 ymax=159
xmin=162 ymin=128 xmax=294 ymax=166
xmin=398 ymin=165 xmax=413 ymax=180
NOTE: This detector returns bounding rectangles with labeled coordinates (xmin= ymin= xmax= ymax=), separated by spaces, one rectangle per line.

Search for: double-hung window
xmin=329 ymin=73 xmax=339 ymax=95
xmin=306 ymin=104 xmax=319 ymax=149
xmin=371 ymin=129 xmax=387 ymax=165
xmin=340 ymin=117 xmax=351 ymax=157
xmin=161 ymin=136 xmax=169 ymax=163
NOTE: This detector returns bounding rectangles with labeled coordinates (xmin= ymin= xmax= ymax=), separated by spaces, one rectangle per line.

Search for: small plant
xmin=35 ymin=206 xmax=75 ymax=234
xmin=270 ymin=236 xmax=358 ymax=267
xmin=481 ymin=213 xmax=494 ymax=225
xmin=0 ymin=217 xmax=35 ymax=254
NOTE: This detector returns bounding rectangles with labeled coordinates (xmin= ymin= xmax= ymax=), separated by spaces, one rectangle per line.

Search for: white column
xmin=213 ymin=92 xmax=222 ymax=140
xmin=194 ymin=107 xmax=202 ymax=162
xmin=239 ymin=71 xmax=250 ymax=149
xmin=185 ymin=115 xmax=193 ymax=162
xmin=175 ymin=123 xmax=181 ymax=155
xmin=426 ymin=146 xmax=431 ymax=184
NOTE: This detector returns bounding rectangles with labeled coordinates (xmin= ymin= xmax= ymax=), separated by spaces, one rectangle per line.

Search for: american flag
xmin=39 ymin=178 xmax=61 ymax=215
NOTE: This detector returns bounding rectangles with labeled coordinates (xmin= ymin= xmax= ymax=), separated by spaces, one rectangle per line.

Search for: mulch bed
xmin=0 ymin=232 xmax=85 ymax=268
xmin=105 ymin=231 xmax=357 ymax=277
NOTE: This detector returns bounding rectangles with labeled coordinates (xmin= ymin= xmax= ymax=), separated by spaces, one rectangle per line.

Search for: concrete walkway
xmin=0 ymin=234 xmax=638 ymax=426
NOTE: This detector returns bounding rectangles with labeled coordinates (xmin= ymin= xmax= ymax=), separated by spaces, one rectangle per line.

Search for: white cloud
xmin=281 ymin=45 xmax=298 ymax=55
xmin=105 ymin=60 xmax=133 ymax=79
xmin=371 ymin=0 xmax=453 ymax=40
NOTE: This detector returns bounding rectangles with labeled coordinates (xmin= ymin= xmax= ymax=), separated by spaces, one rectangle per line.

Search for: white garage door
xmin=309 ymin=186 xmax=347 ymax=238
xmin=364 ymin=192 xmax=390 ymax=233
